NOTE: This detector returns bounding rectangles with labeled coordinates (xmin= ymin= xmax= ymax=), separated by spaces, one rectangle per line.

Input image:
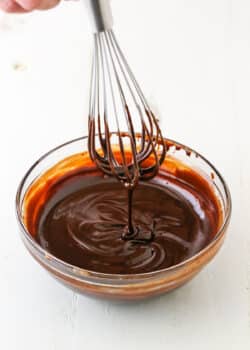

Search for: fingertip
xmin=0 ymin=0 xmax=27 ymax=12
xmin=15 ymin=0 xmax=42 ymax=10
xmin=15 ymin=0 xmax=60 ymax=11
xmin=37 ymin=0 xmax=60 ymax=10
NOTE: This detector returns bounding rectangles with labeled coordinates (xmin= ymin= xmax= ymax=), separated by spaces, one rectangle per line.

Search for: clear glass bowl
xmin=16 ymin=136 xmax=231 ymax=300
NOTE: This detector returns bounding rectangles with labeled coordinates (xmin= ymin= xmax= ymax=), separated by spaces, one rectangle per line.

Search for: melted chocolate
xmin=88 ymin=112 xmax=166 ymax=235
xmin=24 ymin=152 xmax=221 ymax=274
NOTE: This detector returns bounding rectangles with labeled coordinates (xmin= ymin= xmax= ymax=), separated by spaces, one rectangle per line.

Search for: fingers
xmin=15 ymin=0 xmax=60 ymax=10
xmin=0 ymin=0 xmax=60 ymax=12
xmin=0 ymin=0 xmax=27 ymax=12
xmin=37 ymin=0 xmax=60 ymax=10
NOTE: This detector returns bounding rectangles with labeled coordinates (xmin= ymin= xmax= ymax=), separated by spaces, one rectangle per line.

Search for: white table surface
xmin=0 ymin=1 xmax=249 ymax=349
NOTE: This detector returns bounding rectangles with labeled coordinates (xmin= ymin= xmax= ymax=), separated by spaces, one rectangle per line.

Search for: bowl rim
xmin=16 ymin=136 xmax=232 ymax=282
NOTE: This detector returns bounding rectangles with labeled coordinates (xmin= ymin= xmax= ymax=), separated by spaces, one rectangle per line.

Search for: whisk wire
xmin=103 ymin=32 xmax=140 ymax=183
xmin=108 ymin=31 xmax=164 ymax=170
xmin=88 ymin=28 xmax=166 ymax=186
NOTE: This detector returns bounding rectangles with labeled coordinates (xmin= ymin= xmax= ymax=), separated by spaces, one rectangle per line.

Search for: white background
xmin=0 ymin=0 xmax=250 ymax=349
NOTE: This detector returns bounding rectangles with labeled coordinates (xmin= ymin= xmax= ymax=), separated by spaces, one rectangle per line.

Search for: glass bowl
xmin=16 ymin=136 xmax=231 ymax=300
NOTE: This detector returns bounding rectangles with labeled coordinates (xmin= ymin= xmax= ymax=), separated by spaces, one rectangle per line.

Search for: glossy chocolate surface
xmin=24 ymin=151 xmax=221 ymax=274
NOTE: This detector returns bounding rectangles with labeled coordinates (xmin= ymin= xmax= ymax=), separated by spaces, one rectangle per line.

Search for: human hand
xmin=0 ymin=0 xmax=60 ymax=12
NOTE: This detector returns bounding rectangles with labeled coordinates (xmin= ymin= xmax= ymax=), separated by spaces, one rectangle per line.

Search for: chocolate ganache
xmin=24 ymin=149 xmax=221 ymax=274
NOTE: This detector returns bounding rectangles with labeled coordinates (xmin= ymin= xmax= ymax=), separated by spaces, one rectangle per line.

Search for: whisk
xmin=85 ymin=0 xmax=166 ymax=236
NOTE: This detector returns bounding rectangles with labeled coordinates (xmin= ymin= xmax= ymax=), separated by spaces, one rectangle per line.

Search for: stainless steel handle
xmin=85 ymin=0 xmax=113 ymax=33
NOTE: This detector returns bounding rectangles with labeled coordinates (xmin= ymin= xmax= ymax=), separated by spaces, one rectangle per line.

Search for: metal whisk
xmin=85 ymin=0 xmax=166 ymax=190
xmin=85 ymin=0 xmax=166 ymax=237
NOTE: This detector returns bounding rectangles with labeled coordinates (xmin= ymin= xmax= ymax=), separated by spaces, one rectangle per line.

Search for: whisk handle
xmin=84 ymin=0 xmax=113 ymax=33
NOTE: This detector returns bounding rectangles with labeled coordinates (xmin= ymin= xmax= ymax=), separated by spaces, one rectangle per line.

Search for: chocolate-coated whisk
xmin=85 ymin=0 xmax=166 ymax=235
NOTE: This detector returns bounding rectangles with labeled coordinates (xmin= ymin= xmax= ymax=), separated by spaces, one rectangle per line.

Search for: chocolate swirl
xmin=37 ymin=172 xmax=216 ymax=274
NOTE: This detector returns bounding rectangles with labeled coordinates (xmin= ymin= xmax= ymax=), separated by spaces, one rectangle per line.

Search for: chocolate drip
xmin=88 ymin=117 xmax=166 ymax=235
